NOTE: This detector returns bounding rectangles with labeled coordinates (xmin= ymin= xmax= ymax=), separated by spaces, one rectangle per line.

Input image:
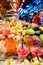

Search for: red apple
xmin=31 ymin=47 xmax=43 ymax=58
xmin=2 ymin=29 xmax=10 ymax=36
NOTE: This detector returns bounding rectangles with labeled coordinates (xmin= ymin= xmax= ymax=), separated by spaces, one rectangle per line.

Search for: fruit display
xmin=0 ymin=18 xmax=43 ymax=65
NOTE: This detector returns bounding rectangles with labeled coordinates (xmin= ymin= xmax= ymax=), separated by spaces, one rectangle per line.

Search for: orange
xmin=4 ymin=38 xmax=17 ymax=55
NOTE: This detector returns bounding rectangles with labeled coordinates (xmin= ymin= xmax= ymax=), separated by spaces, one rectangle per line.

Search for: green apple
xmin=39 ymin=34 xmax=43 ymax=43
xmin=26 ymin=29 xmax=35 ymax=35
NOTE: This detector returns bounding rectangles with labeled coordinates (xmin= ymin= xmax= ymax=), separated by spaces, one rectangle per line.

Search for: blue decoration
xmin=18 ymin=0 xmax=43 ymax=21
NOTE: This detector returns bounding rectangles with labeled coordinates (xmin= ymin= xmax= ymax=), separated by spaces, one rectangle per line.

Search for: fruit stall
xmin=0 ymin=18 xmax=43 ymax=65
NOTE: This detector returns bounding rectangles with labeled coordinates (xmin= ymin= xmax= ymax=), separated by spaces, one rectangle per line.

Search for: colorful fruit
xmin=17 ymin=46 xmax=28 ymax=57
xmin=26 ymin=29 xmax=35 ymax=35
xmin=22 ymin=30 xmax=26 ymax=36
xmin=2 ymin=29 xmax=10 ymax=36
xmin=31 ymin=47 xmax=42 ymax=58
xmin=15 ymin=23 xmax=22 ymax=30
xmin=39 ymin=34 xmax=43 ymax=43
xmin=39 ymin=27 xmax=43 ymax=32
xmin=4 ymin=38 xmax=17 ymax=55
xmin=32 ymin=36 xmax=42 ymax=47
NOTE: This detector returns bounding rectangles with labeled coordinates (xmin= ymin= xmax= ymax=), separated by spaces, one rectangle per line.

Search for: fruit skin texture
xmin=32 ymin=36 xmax=42 ymax=47
xmin=39 ymin=27 xmax=43 ymax=31
xmin=22 ymin=29 xmax=35 ymax=36
xmin=17 ymin=46 xmax=28 ymax=57
xmin=15 ymin=23 xmax=22 ymax=30
xmin=22 ymin=30 xmax=26 ymax=36
xmin=4 ymin=38 xmax=17 ymax=56
xmin=2 ymin=29 xmax=10 ymax=36
xmin=39 ymin=34 xmax=43 ymax=44
xmin=31 ymin=47 xmax=42 ymax=58
xmin=26 ymin=29 xmax=35 ymax=35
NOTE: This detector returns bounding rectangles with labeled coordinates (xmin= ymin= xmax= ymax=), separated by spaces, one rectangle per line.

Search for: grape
xmin=32 ymin=38 xmax=42 ymax=47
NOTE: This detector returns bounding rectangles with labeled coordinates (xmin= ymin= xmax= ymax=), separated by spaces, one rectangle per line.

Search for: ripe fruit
xmin=26 ymin=29 xmax=35 ymax=35
xmin=39 ymin=27 xmax=43 ymax=32
xmin=32 ymin=36 xmax=42 ymax=47
xmin=2 ymin=29 xmax=10 ymax=36
xmin=39 ymin=34 xmax=43 ymax=44
xmin=22 ymin=30 xmax=26 ymax=36
xmin=31 ymin=47 xmax=42 ymax=58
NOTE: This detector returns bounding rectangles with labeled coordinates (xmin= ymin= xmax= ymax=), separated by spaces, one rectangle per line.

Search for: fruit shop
xmin=0 ymin=0 xmax=43 ymax=65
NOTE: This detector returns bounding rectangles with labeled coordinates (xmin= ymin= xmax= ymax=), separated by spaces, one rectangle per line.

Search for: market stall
xmin=0 ymin=18 xmax=43 ymax=65
xmin=0 ymin=0 xmax=43 ymax=65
